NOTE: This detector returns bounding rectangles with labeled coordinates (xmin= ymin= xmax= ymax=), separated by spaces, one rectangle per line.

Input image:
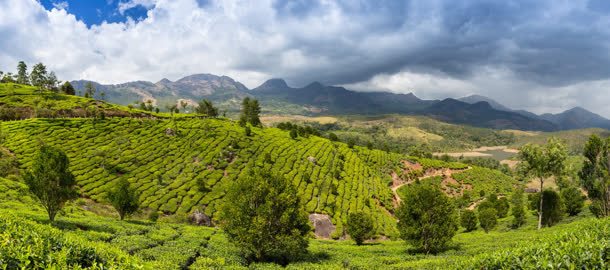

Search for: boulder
xmin=308 ymin=213 xmax=335 ymax=239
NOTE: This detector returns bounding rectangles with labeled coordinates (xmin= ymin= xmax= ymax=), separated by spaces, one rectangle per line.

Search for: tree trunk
xmin=538 ymin=177 xmax=544 ymax=230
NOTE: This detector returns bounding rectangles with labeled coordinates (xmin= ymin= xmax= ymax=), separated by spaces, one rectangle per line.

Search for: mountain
xmin=423 ymin=99 xmax=558 ymax=131
xmin=540 ymin=107 xmax=610 ymax=130
xmin=458 ymin=94 xmax=610 ymax=130
xmin=251 ymin=79 xmax=434 ymax=114
xmin=73 ymin=74 xmax=251 ymax=109
xmin=72 ymin=74 xmax=609 ymax=131
xmin=459 ymin=94 xmax=512 ymax=111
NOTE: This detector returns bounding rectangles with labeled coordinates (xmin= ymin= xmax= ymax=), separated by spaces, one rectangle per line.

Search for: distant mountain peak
xmin=157 ymin=78 xmax=172 ymax=84
xmin=305 ymin=81 xmax=324 ymax=89
xmin=258 ymin=78 xmax=289 ymax=89
xmin=177 ymin=73 xmax=222 ymax=82
xmin=458 ymin=94 xmax=512 ymax=112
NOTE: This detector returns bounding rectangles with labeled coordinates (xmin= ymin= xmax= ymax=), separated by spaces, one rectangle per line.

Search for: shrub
xmin=478 ymin=208 xmax=497 ymax=233
xmin=460 ymin=210 xmax=478 ymax=232
xmin=396 ymin=183 xmax=458 ymax=253
xmin=219 ymin=169 xmax=310 ymax=265
xmin=148 ymin=211 xmax=160 ymax=222
xmin=290 ymin=129 xmax=298 ymax=139
xmin=107 ymin=178 xmax=140 ymax=220
xmin=561 ymin=186 xmax=585 ymax=216
xmin=346 ymin=211 xmax=374 ymax=245
xmin=510 ymin=189 xmax=526 ymax=229
xmin=529 ymin=189 xmax=563 ymax=227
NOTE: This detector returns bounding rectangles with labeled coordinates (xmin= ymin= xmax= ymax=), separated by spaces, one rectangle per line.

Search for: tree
xmin=1 ymin=72 xmax=15 ymax=83
xmin=478 ymin=208 xmax=497 ymax=233
xmin=46 ymin=71 xmax=59 ymax=91
xmin=529 ymin=189 xmax=563 ymax=227
xmin=328 ymin=132 xmax=339 ymax=142
xmin=518 ymin=138 xmax=567 ymax=229
xmin=84 ymin=82 xmax=96 ymax=98
xmin=16 ymin=61 xmax=29 ymax=85
xmin=579 ymin=134 xmax=610 ymax=217
xmin=219 ymin=169 xmax=310 ymax=264
xmin=460 ymin=209 xmax=478 ymax=232
xmin=196 ymin=99 xmax=218 ymax=117
xmin=239 ymin=97 xmax=261 ymax=127
xmin=24 ymin=145 xmax=78 ymax=221
xmin=510 ymin=189 xmax=527 ymax=229
xmin=347 ymin=211 xmax=374 ymax=245
xmin=560 ymin=186 xmax=585 ymax=216
xmin=60 ymin=81 xmax=76 ymax=95
xmin=495 ymin=197 xmax=510 ymax=218
xmin=244 ymin=125 xmax=252 ymax=136
xmin=289 ymin=129 xmax=298 ymax=139
xmin=107 ymin=178 xmax=139 ymax=220
xmin=30 ymin=63 xmax=48 ymax=91
xmin=396 ymin=183 xmax=458 ymax=253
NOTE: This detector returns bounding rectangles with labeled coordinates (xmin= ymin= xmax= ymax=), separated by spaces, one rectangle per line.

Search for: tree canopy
xmin=24 ymin=145 xmax=78 ymax=221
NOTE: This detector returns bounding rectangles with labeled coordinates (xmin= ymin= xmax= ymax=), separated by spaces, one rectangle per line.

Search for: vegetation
xmin=239 ymin=97 xmax=261 ymax=127
xmin=24 ymin=145 xmax=78 ymax=221
xmin=107 ymin=178 xmax=140 ymax=220
xmin=518 ymin=138 xmax=568 ymax=229
xmin=346 ymin=211 xmax=374 ymax=245
xmin=396 ymin=183 xmax=458 ymax=253
xmin=196 ymin=99 xmax=218 ymax=117
xmin=219 ymin=169 xmax=310 ymax=264
xmin=460 ymin=209 xmax=478 ymax=232
xmin=579 ymin=134 xmax=610 ymax=217
xmin=0 ymin=81 xmax=607 ymax=268
xmin=478 ymin=208 xmax=497 ymax=233
xmin=529 ymin=189 xmax=564 ymax=227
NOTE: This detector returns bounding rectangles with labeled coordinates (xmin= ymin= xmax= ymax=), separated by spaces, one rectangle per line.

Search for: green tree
xmin=510 ymin=189 xmax=527 ymax=229
xmin=518 ymin=138 xmax=567 ymax=229
xmin=560 ymin=186 xmax=585 ymax=216
xmin=244 ymin=125 xmax=252 ymax=136
xmin=16 ymin=61 xmax=29 ymax=85
xmin=219 ymin=169 xmax=310 ymax=264
xmin=30 ymin=63 xmax=48 ymax=91
xmin=529 ymin=189 xmax=564 ymax=227
xmin=396 ymin=183 xmax=458 ymax=253
xmin=289 ymin=129 xmax=298 ymax=139
xmin=346 ymin=211 xmax=374 ymax=245
xmin=460 ymin=209 xmax=478 ymax=232
xmin=496 ymin=197 xmax=510 ymax=218
xmin=107 ymin=178 xmax=139 ymax=220
xmin=84 ymin=82 xmax=96 ymax=99
xmin=239 ymin=97 xmax=262 ymax=127
xmin=60 ymin=81 xmax=76 ymax=95
xmin=24 ymin=145 xmax=78 ymax=221
xmin=478 ymin=208 xmax=497 ymax=233
xmin=579 ymin=134 xmax=610 ymax=217
xmin=46 ymin=71 xmax=59 ymax=91
xmin=328 ymin=132 xmax=339 ymax=142
xmin=196 ymin=99 xmax=218 ymax=117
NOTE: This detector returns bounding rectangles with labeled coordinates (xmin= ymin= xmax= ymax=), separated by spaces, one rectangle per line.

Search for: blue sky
xmin=2 ymin=0 xmax=610 ymax=116
xmin=39 ymin=0 xmax=152 ymax=26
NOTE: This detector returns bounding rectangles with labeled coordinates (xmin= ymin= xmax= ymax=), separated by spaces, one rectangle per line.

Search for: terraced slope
xmin=2 ymin=117 xmax=403 ymax=236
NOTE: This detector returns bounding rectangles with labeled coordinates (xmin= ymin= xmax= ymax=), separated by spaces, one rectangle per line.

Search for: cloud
xmin=51 ymin=1 xmax=69 ymax=10
xmin=1 ymin=0 xmax=610 ymax=116
xmin=117 ymin=0 xmax=157 ymax=15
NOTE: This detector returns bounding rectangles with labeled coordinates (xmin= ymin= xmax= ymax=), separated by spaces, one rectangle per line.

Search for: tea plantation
xmin=1 ymin=83 xmax=608 ymax=269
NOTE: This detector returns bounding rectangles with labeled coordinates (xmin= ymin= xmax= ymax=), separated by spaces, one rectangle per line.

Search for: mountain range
xmin=72 ymin=74 xmax=610 ymax=131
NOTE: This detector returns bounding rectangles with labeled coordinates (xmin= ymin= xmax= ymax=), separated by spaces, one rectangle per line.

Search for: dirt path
xmin=466 ymin=195 xmax=507 ymax=210
xmin=391 ymin=164 xmax=471 ymax=206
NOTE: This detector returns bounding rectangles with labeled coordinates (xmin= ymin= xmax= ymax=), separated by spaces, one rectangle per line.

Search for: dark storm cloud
xmin=250 ymin=0 xmax=610 ymax=88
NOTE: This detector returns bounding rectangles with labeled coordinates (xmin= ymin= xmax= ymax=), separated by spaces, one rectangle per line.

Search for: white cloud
xmin=51 ymin=1 xmax=68 ymax=10
xmin=117 ymin=0 xmax=158 ymax=14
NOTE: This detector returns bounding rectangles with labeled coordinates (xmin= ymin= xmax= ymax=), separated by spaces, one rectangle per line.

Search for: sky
xmin=1 ymin=0 xmax=610 ymax=116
